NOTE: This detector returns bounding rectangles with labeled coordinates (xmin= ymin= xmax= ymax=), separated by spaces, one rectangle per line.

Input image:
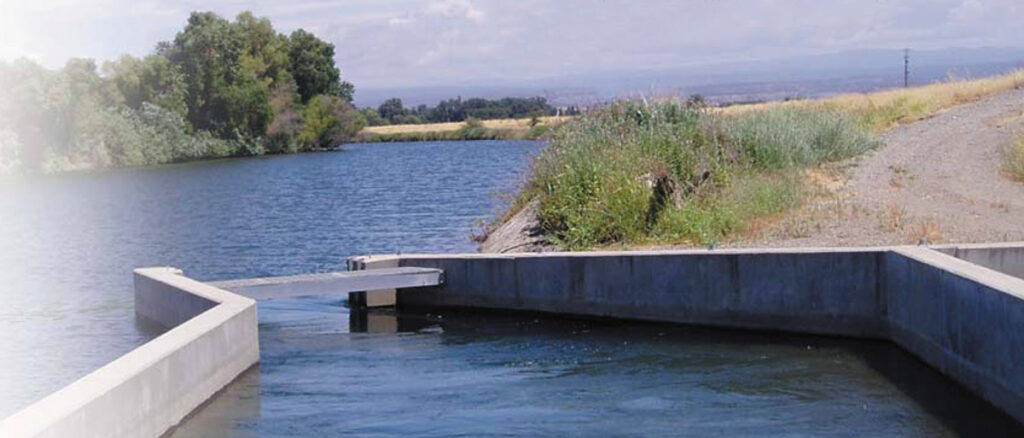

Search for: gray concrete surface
xmin=0 ymin=267 xmax=259 ymax=438
xmin=381 ymin=248 xmax=890 ymax=338
xmin=348 ymin=255 xmax=402 ymax=307
xmin=886 ymin=247 xmax=1024 ymax=423
xmin=933 ymin=242 xmax=1024 ymax=279
xmin=355 ymin=244 xmax=1024 ymax=424
xmin=209 ymin=267 xmax=442 ymax=300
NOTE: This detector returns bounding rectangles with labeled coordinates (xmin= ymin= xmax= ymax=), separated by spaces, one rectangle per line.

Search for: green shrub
xmin=526 ymin=101 xmax=728 ymax=249
xmin=516 ymin=100 xmax=875 ymax=249
xmin=298 ymin=94 xmax=366 ymax=150
xmin=727 ymin=107 xmax=880 ymax=168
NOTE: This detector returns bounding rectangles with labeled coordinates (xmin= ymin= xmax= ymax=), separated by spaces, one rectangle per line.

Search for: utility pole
xmin=904 ymin=48 xmax=910 ymax=88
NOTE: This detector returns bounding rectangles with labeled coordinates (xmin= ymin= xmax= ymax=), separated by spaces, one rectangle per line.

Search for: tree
xmin=377 ymin=98 xmax=405 ymax=123
xmin=103 ymin=54 xmax=188 ymax=119
xmin=266 ymin=81 xmax=303 ymax=153
xmin=161 ymin=11 xmax=278 ymax=142
xmin=233 ymin=11 xmax=292 ymax=87
xmin=298 ymin=95 xmax=365 ymax=150
xmin=0 ymin=10 xmax=364 ymax=173
xmin=162 ymin=12 xmax=243 ymax=137
xmin=361 ymin=107 xmax=389 ymax=126
xmin=288 ymin=29 xmax=352 ymax=103
xmin=217 ymin=75 xmax=272 ymax=151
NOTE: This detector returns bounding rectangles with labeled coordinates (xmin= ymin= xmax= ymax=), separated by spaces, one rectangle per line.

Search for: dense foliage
xmin=0 ymin=11 xmax=363 ymax=174
xmin=518 ymin=101 xmax=880 ymax=249
xmin=365 ymin=96 xmax=570 ymax=125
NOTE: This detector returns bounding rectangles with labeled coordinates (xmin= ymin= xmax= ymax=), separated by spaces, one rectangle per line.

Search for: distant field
xmin=361 ymin=116 xmax=573 ymax=135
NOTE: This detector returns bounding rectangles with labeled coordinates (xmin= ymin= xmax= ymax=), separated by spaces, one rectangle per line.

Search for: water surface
xmin=0 ymin=140 xmax=539 ymax=416
xmin=172 ymin=307 xmax=1024 ymax=437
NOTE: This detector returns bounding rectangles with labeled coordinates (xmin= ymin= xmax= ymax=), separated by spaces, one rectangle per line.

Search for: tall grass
xmin=1006 ymin=133 xmax=1024 ymax=183
xmin=729 ymin=107 xmax=880 ymax=168
xmin=519 ymin=100 xmax=879 ymax=249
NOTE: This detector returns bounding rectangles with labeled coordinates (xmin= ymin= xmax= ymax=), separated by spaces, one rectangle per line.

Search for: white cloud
xmin=0 ymin=0 xmax=1021 ymax=87
xmin=426 ymin=0 xmax=485 ymax=23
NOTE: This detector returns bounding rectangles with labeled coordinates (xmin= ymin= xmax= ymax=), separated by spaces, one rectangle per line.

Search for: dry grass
xmin=721 ymin=69 xmax=1024 ymax=132
xmin=1005 ymin=132 xmax=1024 ymax=183
xmin=362 ymin=116 xmax=572 ymax=135
xmin=909 ymin=220 xmax=943 ymax=244
xmin=365 ymin=70 xmax=1024 ymax=138
xmin=878 ymin=204 xmax=907 ymax=232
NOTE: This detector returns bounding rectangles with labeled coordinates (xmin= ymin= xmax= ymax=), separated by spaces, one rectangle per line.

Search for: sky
xmin=0 ymin=0 xmax=1021 ymax=90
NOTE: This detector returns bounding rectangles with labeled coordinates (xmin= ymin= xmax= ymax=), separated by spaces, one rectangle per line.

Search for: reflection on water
xmin=168 ymin=304 xmax=1024 ymax=437
xmin=0 ymin=140 xmax=542 ymax=416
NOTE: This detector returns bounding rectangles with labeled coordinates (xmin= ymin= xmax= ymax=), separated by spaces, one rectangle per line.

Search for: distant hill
xmin=353 ymin=47 xmax=1024 ymax=108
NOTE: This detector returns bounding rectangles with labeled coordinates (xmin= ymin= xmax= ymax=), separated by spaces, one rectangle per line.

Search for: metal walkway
xmin=208 ymin=267 xmax=443 ymax=300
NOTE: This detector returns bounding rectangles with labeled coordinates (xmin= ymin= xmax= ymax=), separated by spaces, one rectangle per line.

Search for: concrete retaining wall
xmin=0 ymin=267 xmax=259 ymax=438
xmin=355 ymin=248 xmax=890 ymax=338
xmin=8 ymin=243 xmax=1024 ymax=436
xmin=934 ymin=243 xmax=1024 ymax=280
xmin=347 ymin=256 xmax=399 ymax=307
xmin=352 ymin=245 xmax=1024 ymax=424
xmin=886 ymin=247 xmax=1024 ymax=423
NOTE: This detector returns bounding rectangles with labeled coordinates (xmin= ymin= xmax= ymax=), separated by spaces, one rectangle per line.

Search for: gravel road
xmin=751 ymin=87 xmax=1024 ymax=247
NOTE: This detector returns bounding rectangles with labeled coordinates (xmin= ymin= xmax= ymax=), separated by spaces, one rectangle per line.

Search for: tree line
xmin=363 ymin=96 xmax=575 ymax=126
xmin=0 ymin=11 xmax=364 ymax=174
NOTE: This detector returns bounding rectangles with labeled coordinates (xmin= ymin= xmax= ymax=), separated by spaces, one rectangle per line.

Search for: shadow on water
xmin=856 ymin=345 xmax=1024 ymax=437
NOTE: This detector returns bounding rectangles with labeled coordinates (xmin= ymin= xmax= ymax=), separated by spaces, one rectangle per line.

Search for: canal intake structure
xmin=3 ymin=243 xmax=1024 ymax=436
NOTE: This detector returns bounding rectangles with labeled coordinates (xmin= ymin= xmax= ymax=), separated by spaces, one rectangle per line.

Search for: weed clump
xmin=729 ymin=107 xmax=880 ymax=168
xmin=1005 ymin=133 xmax=1024 ymax=183
xmin=517 ymin=99 xmax=879 ymax=249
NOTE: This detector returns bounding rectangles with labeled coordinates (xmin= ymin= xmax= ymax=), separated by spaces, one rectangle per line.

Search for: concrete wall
xmin=885 ymin=247 xmax=1024 ymax=423
xmin=347 ymin=256 xmax=399 ymax=307
xmin=378 ymin=248 xmax=890 ymax=338
xmin=933 ymin=243 xmax=1024 ymax=280
xmin=0 ymin=267 xmax=259 ymax=438
xmin=357 ymin=246 xmax=1024 ymax=424
xmin=135 ymin=267 xmax=217 ymax=328
xmin=8 ymin=243 xmax=1024 ymax=436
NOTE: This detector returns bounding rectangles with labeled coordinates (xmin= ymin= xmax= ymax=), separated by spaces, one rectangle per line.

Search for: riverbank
xmin=484 ymin=69 xmax=1024 ymax=252
xmin=355 ymin=116 xmax=570 ymax=142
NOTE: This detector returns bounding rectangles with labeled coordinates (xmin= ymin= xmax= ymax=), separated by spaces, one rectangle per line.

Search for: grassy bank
xmin=508 ymin=70 xmax=1024 ymax=250
xmin=513 ymin=101 xmax=877 ymax=249
xmin=355 ymin=116 xmax=569 ymax=142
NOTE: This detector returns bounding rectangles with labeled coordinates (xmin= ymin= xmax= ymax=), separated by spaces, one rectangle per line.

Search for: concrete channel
xmin=2 ymin=244 xmax=1024 ymax=437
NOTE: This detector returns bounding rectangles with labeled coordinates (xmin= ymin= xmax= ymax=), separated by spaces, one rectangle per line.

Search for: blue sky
xmin=0 ymin=0 xmax=1020 ymax=88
